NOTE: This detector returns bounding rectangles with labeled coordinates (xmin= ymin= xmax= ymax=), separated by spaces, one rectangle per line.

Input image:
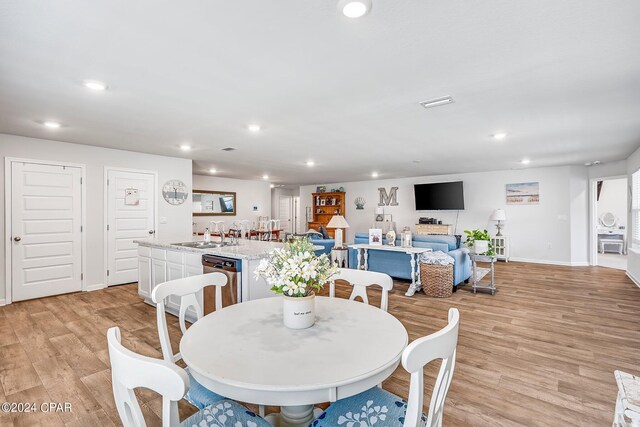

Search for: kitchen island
xmin=135 ymin=237 xmax=282 ymax=319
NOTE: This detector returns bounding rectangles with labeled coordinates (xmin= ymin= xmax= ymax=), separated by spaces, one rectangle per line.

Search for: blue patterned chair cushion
xmin=310 ymin=387 xmax=428 ymax=427
xmin=184 ymin=369 xmax=225 ymax=410
xmin=182 ymin=400 xmax=271 ymax=427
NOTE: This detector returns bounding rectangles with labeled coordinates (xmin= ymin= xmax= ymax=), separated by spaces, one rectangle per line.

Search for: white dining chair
xmin=331 ymin=268 xmax=394 ymax=312
xmin=310 ymin=308 xmax=460 ymax=427
xmin=151 ymin=273 xmax=227 ymax=410
xmin=269 ymin=219 xmax=280 ymax=241
xmin=239 ymin=220 xmax=253 ymax=239
xmin=107 ymin=327 xmax=271 ymax=427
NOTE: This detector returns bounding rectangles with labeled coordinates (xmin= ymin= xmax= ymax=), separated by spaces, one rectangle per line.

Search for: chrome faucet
xmin=227 ymin=229 xmax=241 ymax=246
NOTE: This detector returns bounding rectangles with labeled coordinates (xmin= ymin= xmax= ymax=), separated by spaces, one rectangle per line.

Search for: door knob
xmin=13 ymin=236 xmax=21 ymax=242
xmin=148 ymin=230 xmax=155 ymax=235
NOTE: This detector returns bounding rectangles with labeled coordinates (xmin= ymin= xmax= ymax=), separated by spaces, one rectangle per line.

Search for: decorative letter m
xmin=378 ymin=187 xmax=398 ymax=206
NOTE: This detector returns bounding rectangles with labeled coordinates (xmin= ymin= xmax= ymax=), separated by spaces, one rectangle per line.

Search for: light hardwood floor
xmin=0 ymin=262 xmax=639 ymax=426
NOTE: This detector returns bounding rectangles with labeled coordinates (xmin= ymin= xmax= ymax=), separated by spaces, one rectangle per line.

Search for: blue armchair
xmin=348 ymin=233 xmax=471 ymax=286
xmin=307 ymin=233 xmax=334 ymax=257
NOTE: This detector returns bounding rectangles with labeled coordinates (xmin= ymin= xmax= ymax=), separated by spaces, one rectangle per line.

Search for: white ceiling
xmin=1 ymin=1 xmax=640 ymax=185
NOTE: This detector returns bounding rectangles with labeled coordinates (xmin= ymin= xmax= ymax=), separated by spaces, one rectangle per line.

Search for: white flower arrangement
xmin=254 ymin=238 xmax=338 ymax=297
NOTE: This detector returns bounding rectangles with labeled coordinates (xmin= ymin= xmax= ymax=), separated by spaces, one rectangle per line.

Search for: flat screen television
xmin=414 ymin=181 xmax=465 ymax=210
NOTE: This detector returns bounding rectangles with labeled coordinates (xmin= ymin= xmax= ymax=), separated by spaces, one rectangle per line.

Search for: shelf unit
xmin=307 ymin=192 xmax=346 ymax=238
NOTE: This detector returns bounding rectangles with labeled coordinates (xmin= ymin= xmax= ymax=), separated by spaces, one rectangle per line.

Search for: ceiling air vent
xmin=221 ymin=147 xmax=237 ymax=152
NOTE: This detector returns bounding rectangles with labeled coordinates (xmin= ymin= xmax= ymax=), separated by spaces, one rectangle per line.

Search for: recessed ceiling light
xmin=520 ymin=159 xmax=530 ymax=165
xmin=270 ymin=184 xmax=275 ymax=188
xmin=413 ymin=160 xmax=421 ymax=164
xmin=593 ymin=160 xmax=601 ymax=165
xmin=338 ymin=0 xmax=372 ymax=18
xmin=584 ymin=162 xmax=592 ymax=166
xmin=248 ymin=124 xmax=261 ymax=132
xmin=83 ymin=80 xmax=107 ymax=91
xmin=371 ymin=172 xmax=379 ymax=178
xmin=221 ymin=147 xmax=237 ymax=152
xmin=262 ymin=174 xmax=269 ymax=180
xmin=419 ymin=96 xmax=454 ymax=109
xmin=209 ymin=168 xmax=217 ymax=174
xmin=43 ymin=121 xmax=61 ymax=129
xmin=492 ymin=132 xmax=507 ymax=140
xmin=180 ymin=144 xmax=191 ymax=151
xmin=306 ymin=160 xmax=315 ymax=167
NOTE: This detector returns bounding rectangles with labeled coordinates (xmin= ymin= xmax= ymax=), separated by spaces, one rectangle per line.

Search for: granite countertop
xmin=134 ymin=237 xmax=284 ymax=260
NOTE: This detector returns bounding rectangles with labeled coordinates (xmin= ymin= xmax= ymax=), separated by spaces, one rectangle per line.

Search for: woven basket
xmin=420 ymin=262 xmax=453 ymax=298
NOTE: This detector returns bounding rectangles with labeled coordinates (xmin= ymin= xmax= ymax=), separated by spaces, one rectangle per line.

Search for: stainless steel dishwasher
xmin=202 ymin=254 xmax=240 ymax=314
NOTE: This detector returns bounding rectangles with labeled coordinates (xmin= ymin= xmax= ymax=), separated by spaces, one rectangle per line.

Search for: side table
xmin=331 ymin=247 xmax=349 ymax=268
xmin=470 ymin=253 xmax=496 ymax=295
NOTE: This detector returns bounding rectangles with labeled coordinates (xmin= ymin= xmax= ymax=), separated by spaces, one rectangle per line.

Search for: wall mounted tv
xmin=414 ymin=181 xmax=465 ymax=210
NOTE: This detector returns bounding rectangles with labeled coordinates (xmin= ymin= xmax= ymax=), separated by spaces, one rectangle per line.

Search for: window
xmin=632 ymin=170 xmax=640 ymax=246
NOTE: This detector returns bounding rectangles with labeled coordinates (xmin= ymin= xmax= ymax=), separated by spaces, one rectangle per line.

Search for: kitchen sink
xmin=172 ymin=241 xmax=226 ymax=249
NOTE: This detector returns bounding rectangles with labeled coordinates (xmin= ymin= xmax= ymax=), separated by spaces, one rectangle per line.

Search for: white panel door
xmin=278 ymin=195 xmax=292 ymax=233
xmin=107 ymin=170 xmax=156 ymax=285
xmin=11 ymin=162 xmax=82 ymax=301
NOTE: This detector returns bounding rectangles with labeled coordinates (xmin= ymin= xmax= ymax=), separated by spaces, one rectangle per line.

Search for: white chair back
xmin=209 ymin=221 xmax=225 ymax=234
xmin=402 ymin=308 xmax=460 ymax=427
xmin=331 ymin=268 xmax=393 ymax=311
xmin=107 ymin=327 xmax=188 ymax=427
xmin=239 ymin=220 xmax=253 ymax=238
xmin=151 ymin=273 xmax=227 ymax=363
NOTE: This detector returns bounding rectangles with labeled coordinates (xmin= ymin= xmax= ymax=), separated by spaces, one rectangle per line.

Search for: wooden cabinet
xmin=308 ymin=192 xmax=346 ymax=238
xmin=415 ymin=224 xmax=453 ymax=235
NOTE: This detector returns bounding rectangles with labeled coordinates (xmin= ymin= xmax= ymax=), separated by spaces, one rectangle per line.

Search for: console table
xmin=349 ymin=244 xmax=432 ymax=297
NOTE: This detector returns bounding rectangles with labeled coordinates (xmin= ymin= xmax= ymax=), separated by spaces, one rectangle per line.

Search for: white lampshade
xmin=327 ymin=215 xmax=350 ymax=229
xmin=490 ymin=209 xmax=506 ymax=221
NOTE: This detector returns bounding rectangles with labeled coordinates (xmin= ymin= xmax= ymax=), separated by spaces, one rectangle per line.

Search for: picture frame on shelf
xmin=383 ymin=214 xmax=393 ymax=222
xmin=369 ymin=228 xmax=383 ymax=246
xmin=319 ymin=199 xmax=326 ymax=206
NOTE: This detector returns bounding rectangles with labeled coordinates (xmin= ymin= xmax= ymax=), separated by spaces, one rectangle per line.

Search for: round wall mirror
xmin=600 ymin=212 xmax=616 ymax=227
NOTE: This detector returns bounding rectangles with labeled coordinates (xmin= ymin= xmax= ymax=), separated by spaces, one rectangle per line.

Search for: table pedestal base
xmin=265 ymin=405 xmax=324 ymax=427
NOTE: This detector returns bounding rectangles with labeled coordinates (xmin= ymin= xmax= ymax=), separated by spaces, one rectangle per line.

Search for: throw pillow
xmin=318 ymin=226 xmax=331 ymax=239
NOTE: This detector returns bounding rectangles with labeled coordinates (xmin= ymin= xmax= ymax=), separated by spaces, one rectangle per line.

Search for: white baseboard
xmin=626 ymin=271 xmax=640 ymax=289
xmin=85 ymin=283 xmax=106 ymax=292
xmin=0 ymin=299 xmax=5 ymax=306
xmin=509 ymin=257 xmax=589 ymax=267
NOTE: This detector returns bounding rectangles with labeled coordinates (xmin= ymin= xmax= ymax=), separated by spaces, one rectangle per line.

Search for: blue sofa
xmin=308 ymin=234 xmax=334 ymax=257
xmin=348 ymin=233 xmax=472 ymax=286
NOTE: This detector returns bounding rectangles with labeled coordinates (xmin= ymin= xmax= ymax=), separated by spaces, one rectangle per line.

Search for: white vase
xmin=474 ymin=240 xmax=489 ymax=254
xmin=282 ymin=293 xmax=316 ymax=329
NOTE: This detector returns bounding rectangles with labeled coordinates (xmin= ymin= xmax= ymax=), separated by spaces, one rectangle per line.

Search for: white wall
xmin=300 ymin=165 xmax=590 ymax=266
xmin=626 ymin=146 xmax=640 ymax=285
xmin=192 ymin=175 xmax=271 ymax=232
xmin=1 ymin=133 xmax=192 ymax=301
xmin=596 ymin=178 xmax=627 ymax=227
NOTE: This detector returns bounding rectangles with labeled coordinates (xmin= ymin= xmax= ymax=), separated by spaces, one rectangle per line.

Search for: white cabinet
xmin=491 ymin=236 xmax=509 ymax=262
xmin=137 ymin=246 xmax=203 ymax=321
xmin=166 ymin=258 xmax=184 ymax=312
xmin=138 ymin=256 xmax=151 ymax=298
xmin=151 ymin=257 xmax=167 ymax=290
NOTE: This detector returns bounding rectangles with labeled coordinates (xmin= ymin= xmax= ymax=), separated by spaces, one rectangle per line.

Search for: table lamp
xmin=490 ymin=209 xmax=506 ymax=236
xmin=327 ymin=215 xmax=350 ymax=249
xmin=375 ymin=207 xmax=384 ymax=222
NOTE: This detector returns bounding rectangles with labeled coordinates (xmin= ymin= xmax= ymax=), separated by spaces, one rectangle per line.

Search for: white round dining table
xmin=180 ymin=296 xmax=408 ymax=427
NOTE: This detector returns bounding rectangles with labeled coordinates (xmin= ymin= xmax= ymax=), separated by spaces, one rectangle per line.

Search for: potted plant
xmin=254 ymin=239 xmax=337 ymax=329
xmin=464 ymin=229 xmax=494 ymax=256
